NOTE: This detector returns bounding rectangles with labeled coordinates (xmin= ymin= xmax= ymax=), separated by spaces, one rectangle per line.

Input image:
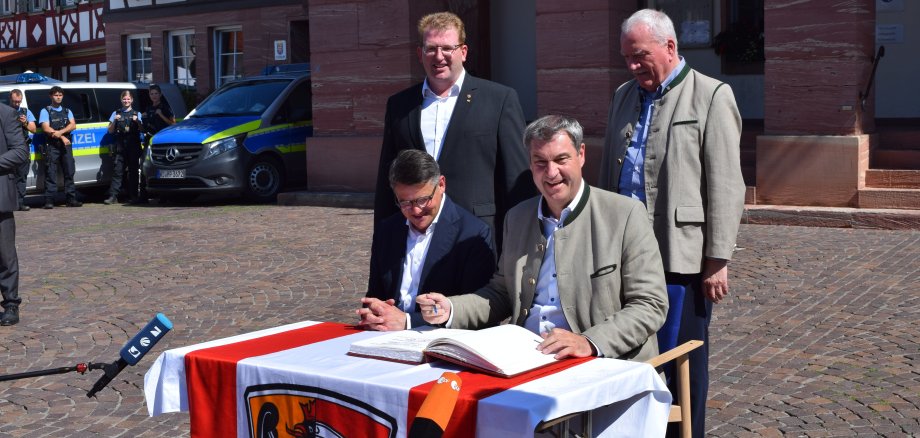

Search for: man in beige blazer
xmin=598 ymin=9 xmax=746 ymax=437
xmin=419 ymin=115 xmax=668 ymax=363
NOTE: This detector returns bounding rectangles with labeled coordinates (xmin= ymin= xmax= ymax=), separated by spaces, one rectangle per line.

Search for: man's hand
xmin=538 ymin=328 xmax=595 ymax=359
xmin=415 ymin=293 xmax=451 ymax=325
xmin=61 ymin=135 xmax=71 ymax=147
xmin=356 ymin=298 xmax=406 ymax=331
xmin=702 ymin=258 xmax=729 ymax=304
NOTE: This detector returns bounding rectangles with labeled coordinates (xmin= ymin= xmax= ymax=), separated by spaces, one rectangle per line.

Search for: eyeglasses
xmin=422 ymin=44 xmax=463 ymax=56
xmin=396 ymin=184 xmax=437 ymax=210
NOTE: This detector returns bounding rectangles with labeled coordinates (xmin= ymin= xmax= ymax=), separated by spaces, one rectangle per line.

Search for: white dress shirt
xmin=397 ymin=196 xmax=446 ymax=328
xmin=420 ymin=69 xmax=466 ymax=160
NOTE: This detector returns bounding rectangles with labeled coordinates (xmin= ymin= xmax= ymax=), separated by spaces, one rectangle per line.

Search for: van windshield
xmin=191 ymin=79 xmax=291 ymax=117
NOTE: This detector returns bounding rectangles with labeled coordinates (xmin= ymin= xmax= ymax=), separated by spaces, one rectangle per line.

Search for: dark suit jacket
xmin=0 ymin=104 xmax=29 ymax=213
xmin=367 ymin=197 xmax=496 ymax=327
xmin=373 ymin=74 xmax=535 ymax=251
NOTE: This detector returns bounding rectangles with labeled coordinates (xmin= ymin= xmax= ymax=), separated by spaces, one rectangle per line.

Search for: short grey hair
xmin=622 ymin=9 xmax=677 ymax=50
xmin=523 ymin=115 xmax=584 ymax=153
xmin=388 ymin=149 xmax=441 ymax=188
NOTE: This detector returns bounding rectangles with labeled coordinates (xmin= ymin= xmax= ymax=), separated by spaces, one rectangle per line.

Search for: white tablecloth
xmin=145 ymin=321 xmax=671 ymax=437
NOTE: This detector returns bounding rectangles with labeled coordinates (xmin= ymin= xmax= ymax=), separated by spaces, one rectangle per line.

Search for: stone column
xmin=305 ymin=0 xmax=418 ymax=192
xmin=534 ymin=2 xmax=634 ymax=185
xmin=756 ymin=0 xmax=876 ymax=206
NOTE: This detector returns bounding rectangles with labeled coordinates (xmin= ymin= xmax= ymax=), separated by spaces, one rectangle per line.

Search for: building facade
xmin=0 ymin=0 xmax=106 ymax=81
xmin=103 ymin=0 xmax=308 ymax=105
xmin=94 ymin=0 xmax=920 ymax=209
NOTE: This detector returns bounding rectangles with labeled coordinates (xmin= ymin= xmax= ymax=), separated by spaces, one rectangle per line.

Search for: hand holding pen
xmin=416 ymin=293 xmax=450 ymax=325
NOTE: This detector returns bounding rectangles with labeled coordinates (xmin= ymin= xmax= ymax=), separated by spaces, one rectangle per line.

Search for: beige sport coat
xmin=450 ymin=185 xmax=668 ymax=362
xmin=598 ymin=65 xmax=746 ymax=274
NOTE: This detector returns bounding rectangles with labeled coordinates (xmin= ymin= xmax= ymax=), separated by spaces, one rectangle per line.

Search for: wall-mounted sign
xmin=876 ymin=24 xmax=904 ymax=44
xmin=274 ymin=40 xmax=287 ymax=61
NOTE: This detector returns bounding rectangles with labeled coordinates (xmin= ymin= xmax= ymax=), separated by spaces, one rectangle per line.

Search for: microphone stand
xmin=0 ymin=362 xmax=110 ymax=383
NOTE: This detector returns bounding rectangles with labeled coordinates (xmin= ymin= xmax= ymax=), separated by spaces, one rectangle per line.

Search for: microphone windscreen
xmin=119 ymin=313 xmax=173 ymax=366
xmin=408 ymin=372 xmax=462 ymax=438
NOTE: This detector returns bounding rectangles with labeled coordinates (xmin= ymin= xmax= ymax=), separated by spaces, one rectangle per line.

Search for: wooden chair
xmin=646 ymin=339 xmax=704 ymax=438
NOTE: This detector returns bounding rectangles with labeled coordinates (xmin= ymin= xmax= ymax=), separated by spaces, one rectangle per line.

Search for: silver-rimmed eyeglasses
xmin=422 ymin=44 xmax=463 ymax=56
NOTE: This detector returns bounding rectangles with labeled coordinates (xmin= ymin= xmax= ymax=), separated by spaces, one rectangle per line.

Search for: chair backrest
xmin=658 ymin=284 xmax=685 ymax=353
xmin=657 ymin=284 xmax=686 ymax=383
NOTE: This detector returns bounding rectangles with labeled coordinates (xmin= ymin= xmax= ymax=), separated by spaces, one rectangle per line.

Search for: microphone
xmin=87 ymin=313 xmax=173 ymax=398
xmin=408 ymin=372 xmax=462 ymax=438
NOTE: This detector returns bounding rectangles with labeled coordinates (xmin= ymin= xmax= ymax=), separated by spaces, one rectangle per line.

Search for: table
xmin=144 ymin=321 xmax=671 ymax=437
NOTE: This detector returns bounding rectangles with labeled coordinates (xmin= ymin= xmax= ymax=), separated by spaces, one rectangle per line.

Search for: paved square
xmin=0 ymin=204 xmax=917 ymax=437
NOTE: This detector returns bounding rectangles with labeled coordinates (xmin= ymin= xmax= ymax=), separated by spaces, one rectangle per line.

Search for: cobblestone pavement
xmin=0 ymin=202 xmax=917 ymax=437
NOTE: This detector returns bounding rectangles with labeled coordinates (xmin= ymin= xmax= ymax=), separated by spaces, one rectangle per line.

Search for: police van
xmin=0 ymin=73 xmax=188 ymax=196
xmin=143 ymin=66 xmax=312 ymax=202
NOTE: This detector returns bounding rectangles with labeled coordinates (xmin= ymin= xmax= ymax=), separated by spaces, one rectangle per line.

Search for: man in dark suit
xmin=0 ymin=99 xmax=30 ymax=326
xmin=359 ymin=150 xmax=495 ymax=331
xmin=373 ymin=11 xmax=534 ymax=252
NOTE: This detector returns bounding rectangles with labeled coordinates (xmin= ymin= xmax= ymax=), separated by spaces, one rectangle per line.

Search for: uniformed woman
xmin=105 ymin=90 xmax=143 ymax=205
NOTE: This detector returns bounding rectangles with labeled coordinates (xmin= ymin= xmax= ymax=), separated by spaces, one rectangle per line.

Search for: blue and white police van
xmin=143 ymin=66 xmax=312 ymax=202
xmin=0 ymin=73 xmax=188 ymax=196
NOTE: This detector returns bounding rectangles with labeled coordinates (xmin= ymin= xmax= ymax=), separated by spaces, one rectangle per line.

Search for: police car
xmin=143 ymin=65 xmax=312 ymax=202
xmin=0 ymin=73 xmax=188 ymax=196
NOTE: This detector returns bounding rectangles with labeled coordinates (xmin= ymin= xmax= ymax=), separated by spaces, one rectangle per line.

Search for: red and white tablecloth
xmin=144 ymin=321 xmax=671 ymax=437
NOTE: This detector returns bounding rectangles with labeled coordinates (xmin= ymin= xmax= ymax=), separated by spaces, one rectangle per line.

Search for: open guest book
xmin=348 ymin=324 xmax=560 ymax=377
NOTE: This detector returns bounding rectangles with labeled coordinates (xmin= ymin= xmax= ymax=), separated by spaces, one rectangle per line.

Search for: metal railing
xmin=860 ymin=45 xmax=886 ymax=111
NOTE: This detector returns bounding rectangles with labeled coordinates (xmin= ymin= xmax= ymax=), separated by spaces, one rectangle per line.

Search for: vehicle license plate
xmin=159 ymin=169 xmax=186 ymax=179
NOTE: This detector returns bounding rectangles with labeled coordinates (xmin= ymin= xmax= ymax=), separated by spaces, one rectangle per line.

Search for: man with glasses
xmin=358 ymin=149 xmax=495 ymax=331
xmin=373 ymin=11 xmax=534 ymax=254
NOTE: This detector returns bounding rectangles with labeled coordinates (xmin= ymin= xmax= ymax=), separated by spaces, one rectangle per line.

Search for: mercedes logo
xmin=165 ymin=147 xmax=179 ymax=162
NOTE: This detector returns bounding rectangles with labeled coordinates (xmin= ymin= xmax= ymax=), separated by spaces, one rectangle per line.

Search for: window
xmin=127 ymin=34 xmax=152 ymax=83
xmin=273 ymin=80 xmax=312 ymax=124
xmin=715 ymin=0 xmax=764 ymax=74
xmin=649 ymin=0 xmax=713 ymax=48
xmin=2 ymin=0 xmax=15 ymax=15
xmin=214 ymin=27 xmax=243 ymax=88
xmin=169 ymin=30 xmax=196 ymax=90
xmin=28 ymin=0 xmax=42 ymax=13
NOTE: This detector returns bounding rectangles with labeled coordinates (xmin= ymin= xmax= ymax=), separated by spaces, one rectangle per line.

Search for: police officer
xmin=39 ymin=86 xmax=81 ymax=209
xmin=137 ymin=84 xmax=175 ymax=204
xmin=8 ymin=89 xmax=36 ymax=211
xmin=105 ymin=90 xmax=143 ymax=205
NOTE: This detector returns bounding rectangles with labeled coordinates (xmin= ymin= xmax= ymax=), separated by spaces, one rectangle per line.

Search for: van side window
xmin=273 ymin=81 xmax=312 ymax=125
xmin=0 ymin=92 xmax=9 ymax=106
xmin=61 ymin=89 xmax=97 ymax=123
xmin=24 ymin=90 xmax=45 ymax=112
xmin=94 ymin=89 xmax=127 ymax=120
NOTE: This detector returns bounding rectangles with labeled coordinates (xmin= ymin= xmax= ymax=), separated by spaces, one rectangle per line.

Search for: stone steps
xmin=858 ymin=187 xmax=920 ymax=210
xmin=865 ymin=169 xmax=920 ymax=188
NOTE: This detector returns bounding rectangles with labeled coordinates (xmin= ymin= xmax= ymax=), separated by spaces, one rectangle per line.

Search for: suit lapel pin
xmin=466 ymin=94 xmax=472 ymax=103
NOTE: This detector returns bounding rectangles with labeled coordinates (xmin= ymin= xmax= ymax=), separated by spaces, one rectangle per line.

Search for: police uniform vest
xmin=46 ymin=106 xmax=70 ymax=132
xmin=144 ymin=103 xmax=172 ymax=135
xmin=114 ymin=109 xmax=139 ymax=135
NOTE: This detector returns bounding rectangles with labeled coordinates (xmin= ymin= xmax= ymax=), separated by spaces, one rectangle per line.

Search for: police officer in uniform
xmin=137 ymin=84 xmax=175 ymax=204
xmin=38 ymin=86 xmax=81 ymax=209
xmin=105 ymin=90 xmax=143 ymax=205
xmin=8 ymin=89 xmax=36 ymax=211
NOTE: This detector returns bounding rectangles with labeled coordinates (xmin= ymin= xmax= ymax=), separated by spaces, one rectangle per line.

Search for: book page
xmin=425 ymin=324 xmax=559 ymax=376
xmin=347 ymin=328 xmax=469 ymax=363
